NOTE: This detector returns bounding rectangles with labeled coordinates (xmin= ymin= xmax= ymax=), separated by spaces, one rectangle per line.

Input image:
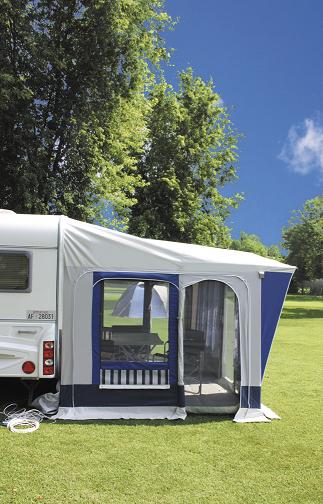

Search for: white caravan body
xmin=0 ymin=213 xmax=61 ymax=379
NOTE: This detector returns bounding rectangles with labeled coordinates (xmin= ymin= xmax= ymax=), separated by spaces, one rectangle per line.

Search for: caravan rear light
xmin=22 ymin=361 xmax=35 ymax=374
xmin=43 ymin=366 xmax=54 ymax=375
xmin=43 ymin=349 xmax=54 ymax=359
xmin=43 ymin=341 xmax=55 ymax=376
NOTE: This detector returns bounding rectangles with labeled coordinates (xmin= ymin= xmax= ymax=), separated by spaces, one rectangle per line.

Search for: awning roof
xmin=0 ymin=213 xmax=296 ymax=274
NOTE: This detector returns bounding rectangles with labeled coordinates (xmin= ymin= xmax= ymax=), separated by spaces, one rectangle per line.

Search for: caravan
xmin=0 ymin=211 xmax=295 ymax=422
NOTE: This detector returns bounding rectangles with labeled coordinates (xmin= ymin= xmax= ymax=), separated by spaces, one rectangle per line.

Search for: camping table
xmin=111 ymin=332 xmax=163 ymax=361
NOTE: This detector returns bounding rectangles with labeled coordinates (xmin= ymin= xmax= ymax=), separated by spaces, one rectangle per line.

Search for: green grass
xmin=0 ymin=295 xmax=322 ymax=504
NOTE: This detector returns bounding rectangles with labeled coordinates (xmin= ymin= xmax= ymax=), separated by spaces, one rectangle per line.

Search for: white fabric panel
xmin=61 ymin=268 xmax=93 ymax=385
xmin=233 ymin=408 xmax=271 ymax=423
xmin=261 ymin=403 xmax=281 ymax=420
xmin=73 ymin=272 xmax=94 ymax=385
xmin=53 ymin=406 xmax=187 ymax=420
xmin=233 ymin=404 xmax=280 ymax=423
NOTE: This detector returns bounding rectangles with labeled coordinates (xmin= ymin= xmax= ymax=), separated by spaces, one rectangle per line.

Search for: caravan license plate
xmin=26 ymin=310 xmax=56 ymax=321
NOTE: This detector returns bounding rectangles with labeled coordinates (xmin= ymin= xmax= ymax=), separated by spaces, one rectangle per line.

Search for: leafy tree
xmin=128 ymin=70 xmax=241 ymax=246
xmin=0 ymin=0 xmax=170 ymax=223
xmin=230 ymin=232 xmax=283 ymax=260
xmin=267 ymin=244 xmax=283 ymax=261
xmin=282 ymin=196 xmax=323 ymax=287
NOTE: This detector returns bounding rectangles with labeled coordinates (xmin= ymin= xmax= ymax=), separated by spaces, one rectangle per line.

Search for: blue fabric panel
xmin=60 ymin=384 xmax=73 ymax=407
xmin=60 ymin=384 xmax=179 ymax=407
xmin=101 ymin=361 xmax=168 ymax=371
xmin=92 ymin=271 xmax=179 ymax=387
xmin=240 ymin=386 xmax=261 ymax=409
xmin=177 ymin=384 xmax=185 ymax=408
xmin=261 ymin=272 xmax=292 ymax=377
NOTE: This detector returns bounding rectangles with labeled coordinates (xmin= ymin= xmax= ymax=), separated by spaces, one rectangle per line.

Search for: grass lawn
xmin=0 ymin=295 xmax=322 ymax=504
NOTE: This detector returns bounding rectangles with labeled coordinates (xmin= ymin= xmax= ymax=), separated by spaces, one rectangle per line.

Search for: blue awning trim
xmin=93 ymin=271 xmax=179 ymax=286
xmin=60 ymin=384 xmax=179 ymax=407
xmin=261 ymin=271 xmax=292 ymax=378
xmin=92 ymin=278 xmax=101 ymax=385
xmin=240 ymin=386 xmax=261 ymax=409
xmin=168 ymin=283 xmax=179 ymax=385
xmin=101 ymin=361 xmax=168 ymax=370
xmin=92 ymin=272 xmax=179 ymax=387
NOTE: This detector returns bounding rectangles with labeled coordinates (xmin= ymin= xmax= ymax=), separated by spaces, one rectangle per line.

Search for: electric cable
xmin=0 ymin=403 xmax=55 ymax=434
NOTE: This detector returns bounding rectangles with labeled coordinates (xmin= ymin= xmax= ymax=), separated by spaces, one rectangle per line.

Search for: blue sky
xmin=163 ymin=0 xmax=323 ymax=246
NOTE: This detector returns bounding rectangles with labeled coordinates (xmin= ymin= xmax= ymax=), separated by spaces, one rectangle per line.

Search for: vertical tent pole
xmin=143 ymin=281 xmax=153 ymax=332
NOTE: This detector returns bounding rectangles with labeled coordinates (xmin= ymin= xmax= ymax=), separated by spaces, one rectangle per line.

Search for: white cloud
xmin=279 ymin=118 xmax=323 ymax=176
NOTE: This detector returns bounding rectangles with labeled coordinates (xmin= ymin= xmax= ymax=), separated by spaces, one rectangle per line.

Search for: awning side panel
xmin=261 ymin=271 xmax=293 ymax=378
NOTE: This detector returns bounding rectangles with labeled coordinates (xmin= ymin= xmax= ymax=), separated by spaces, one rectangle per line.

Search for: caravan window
xmin=101 ymin=279 xmax=169 ymax=364
xmin=0 ymin=252 xmax=30 ymax=292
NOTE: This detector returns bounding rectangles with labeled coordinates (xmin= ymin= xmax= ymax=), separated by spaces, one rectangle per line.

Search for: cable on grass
xmin=0 ymin=403 xmax=55 ymax=434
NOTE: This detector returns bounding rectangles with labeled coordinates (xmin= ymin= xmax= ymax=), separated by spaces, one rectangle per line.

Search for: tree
xmin=282 ymin=196 xmax=323 ymax=287
xmin=0 ymin=0 xmax=170 ymax=223
xmin=128 ymin=70 xmax=241 ymax=246
xmin=231 ymin=232 xmax=283 ymax=260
